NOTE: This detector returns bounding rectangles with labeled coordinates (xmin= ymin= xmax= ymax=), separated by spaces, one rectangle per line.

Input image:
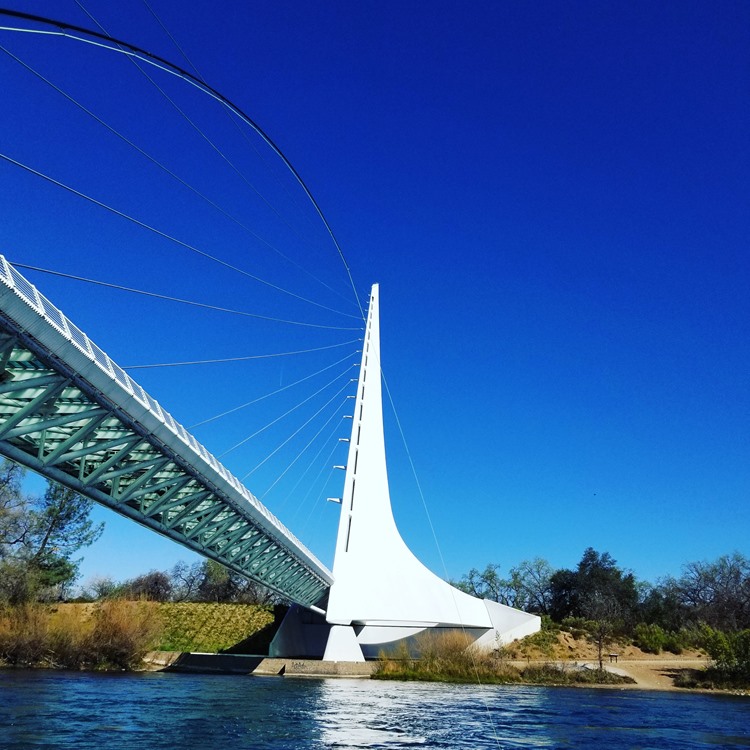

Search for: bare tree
xmin=582 ymin=592 xmax=622 ymax=670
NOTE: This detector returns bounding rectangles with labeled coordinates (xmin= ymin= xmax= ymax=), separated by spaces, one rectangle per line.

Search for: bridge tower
xmin=271 ymin=285 xmax=540 ymax=660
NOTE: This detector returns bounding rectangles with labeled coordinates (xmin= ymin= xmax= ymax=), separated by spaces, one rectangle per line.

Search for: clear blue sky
xmin=1 ymin=1 xmax=748 ymax=589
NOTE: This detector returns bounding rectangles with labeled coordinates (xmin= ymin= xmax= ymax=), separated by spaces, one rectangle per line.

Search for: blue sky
xmin=0 ymin=1 xmax=748 ymax=588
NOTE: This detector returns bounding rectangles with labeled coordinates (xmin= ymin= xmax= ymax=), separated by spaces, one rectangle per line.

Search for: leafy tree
xmin=549 ymin=568 xmax=579 ymax=622
xmin=549 ymin=548 xmax=638 ymax=626
xmin=637 ymin=579 xmax=688 ymax=632
xmin=0 ymin=460 xmax=103 ymax=602
xmin=700 ymin=625 xmax=750 ymax=683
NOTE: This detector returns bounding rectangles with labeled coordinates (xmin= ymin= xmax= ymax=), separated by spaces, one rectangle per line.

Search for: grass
xmin=156 ymin=602 xmax=273 ymax=653
xmin=372 ymin=631 xmax=636 ymax=686
xmin=673 ymin=667 xmax=750 ymax=691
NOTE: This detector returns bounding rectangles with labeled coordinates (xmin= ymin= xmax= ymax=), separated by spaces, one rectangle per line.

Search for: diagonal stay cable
xmin=283 ymin=419 xmax=343 ymax=517
xmin=123 ymin=340 xmax=360 ymax=369
xmin=296 ymin=446 xmax=339 ymax=529
xmin=0 ymin=151 xmax=359 ymax=319
xmin=261 ymin=395 xmax=348 ymax=500
xmin=218 ymin=367 xmax=353 ymax=459
xmin=189 ymin=351 xmax=358 ymax=429
xmin=382 ymin=368 xmax=505 ymax=748
xmin=240 ymin=379 xmax=352 ymax=480
xmin=10 ymin=261 xmax=361 ymax=331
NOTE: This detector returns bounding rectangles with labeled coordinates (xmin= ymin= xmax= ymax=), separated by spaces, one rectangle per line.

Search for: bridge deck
xmin=0 ymin=256 xmax=332 ymax=609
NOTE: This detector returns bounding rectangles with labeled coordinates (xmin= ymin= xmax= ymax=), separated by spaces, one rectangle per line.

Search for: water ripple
xmin=1 ymin=671 xmax=749 ymax=749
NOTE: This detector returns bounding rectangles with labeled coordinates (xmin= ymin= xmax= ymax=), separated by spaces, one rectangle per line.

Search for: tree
xmin=0 ymin=460 xmax=26 ymax=551
xmin=549 ymin=548 xmax=638 ymax=625
xmin=125 ymin=570 xmax=172 ymax=601
xmin=582 ymin=591 xmax=622 ymax=670
xmin=455 ymin=564 xmax=514 ymax=604
xmin=195 ymin=560 xmax=278 ymax=604
xmin=0 ymin=460 xmax=104 ymax=602
xmin=671 ymin=553 xmax=750 ymax=631
xmin=507 ymin=558 xmax=554 ymax=615
xmin=170 ymin=561 xmax=204 ymax=601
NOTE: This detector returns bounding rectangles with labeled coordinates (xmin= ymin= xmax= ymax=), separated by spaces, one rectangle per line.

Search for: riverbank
xmin=142 ymin=651 xmax=738 ymax=693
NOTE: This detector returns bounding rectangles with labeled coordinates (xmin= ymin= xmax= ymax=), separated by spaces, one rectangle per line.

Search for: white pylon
xmin=321 ymin=284 xmax=540 ymax=661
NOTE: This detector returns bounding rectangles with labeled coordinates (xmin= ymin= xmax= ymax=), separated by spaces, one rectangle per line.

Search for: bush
xmin=560 ymin=617 xmax=590 ymax=639
xmin=374 ymin=631 xmax=520 ymax=684
xmin=373 ymin=630 xmax=635 ymax=686
xmin=0 ymin=604 xmax=49 ymax=665
xmin=0 ymin=601 xmax=162 ymax=670
xmin=662 ymin=631 xmax=684 ymax=655
xmin=700 ymin=625 xmax=750 ymax=683
xmin=634 ymin=623 xmax=666 ymax=654
xmin=84 ymin=600 xmax=162 ymax=670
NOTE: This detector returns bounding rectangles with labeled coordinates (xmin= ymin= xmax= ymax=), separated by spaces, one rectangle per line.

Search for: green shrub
xmin=561 ymin=617 xmax=590 ymax=639
xmin=634 ymin=623 xmax=666 ymax=654
xmin=700 ymin=625 xmax=750 ymax=682
xmin=662 ymin=630 xmax=684 ymax=655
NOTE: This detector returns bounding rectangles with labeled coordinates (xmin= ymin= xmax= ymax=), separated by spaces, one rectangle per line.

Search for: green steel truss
xmin=0 ymin=257 xmax=332 ymax=609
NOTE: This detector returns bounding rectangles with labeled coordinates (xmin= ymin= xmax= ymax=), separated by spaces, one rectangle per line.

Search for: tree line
xmin=455 ymin=548 xmax=750 ymax=635
xmin=455 ymin=547 xmax=750 ymax=682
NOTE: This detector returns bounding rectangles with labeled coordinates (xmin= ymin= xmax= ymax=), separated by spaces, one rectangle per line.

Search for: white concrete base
xmin=322 ymin=625 xmax=365 ymax=662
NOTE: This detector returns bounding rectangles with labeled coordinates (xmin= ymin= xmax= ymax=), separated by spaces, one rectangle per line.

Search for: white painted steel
xmin=324 ymin=285 xmax=540 ymax=658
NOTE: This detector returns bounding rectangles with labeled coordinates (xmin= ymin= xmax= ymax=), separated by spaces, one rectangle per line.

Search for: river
xmin=1 ymin=671 xmax=749 ymax=749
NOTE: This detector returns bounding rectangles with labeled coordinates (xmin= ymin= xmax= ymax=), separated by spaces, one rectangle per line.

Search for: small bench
xmin=608 ymin=653 xmax=619 ymax=663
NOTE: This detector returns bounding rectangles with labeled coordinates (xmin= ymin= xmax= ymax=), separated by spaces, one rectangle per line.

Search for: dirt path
xmin=613 ymin=659 xmax=707 ymax=690
xmin=508 ymin=658 xmax=709 ymax=691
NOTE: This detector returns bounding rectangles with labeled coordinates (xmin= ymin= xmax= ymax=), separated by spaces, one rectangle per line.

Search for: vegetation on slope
xmin=157 ymin=602 xmax=273 ymax=653
xmin=0 ymin=601 xmax=274 ymax=670
xmin=0 ymin=600 xmax=161 ymax=670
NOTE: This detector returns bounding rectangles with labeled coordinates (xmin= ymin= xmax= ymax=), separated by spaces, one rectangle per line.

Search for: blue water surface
xmin=1 ymin=670 xmax=749 ymax=749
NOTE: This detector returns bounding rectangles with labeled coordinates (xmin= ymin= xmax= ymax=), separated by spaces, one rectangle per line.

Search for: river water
xmin=1 ymin=671 xmax=749 ymax=749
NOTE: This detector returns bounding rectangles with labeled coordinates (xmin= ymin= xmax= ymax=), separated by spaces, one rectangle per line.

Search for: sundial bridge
xmin=0 ymin=9 xmax=539 ymax=659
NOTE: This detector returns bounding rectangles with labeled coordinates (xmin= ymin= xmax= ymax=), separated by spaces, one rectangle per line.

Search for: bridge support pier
xmin=322 ymin=625 xmax=364 ymax=662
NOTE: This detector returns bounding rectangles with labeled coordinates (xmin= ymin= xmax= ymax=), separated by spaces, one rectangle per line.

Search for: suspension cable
xmin=0 ymin=41 xmax=346 ymax=301
xmin=136 ymin=0 xmax=353 ymax=306
xmin=0 ymin=9 xmax=365 ymax=319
